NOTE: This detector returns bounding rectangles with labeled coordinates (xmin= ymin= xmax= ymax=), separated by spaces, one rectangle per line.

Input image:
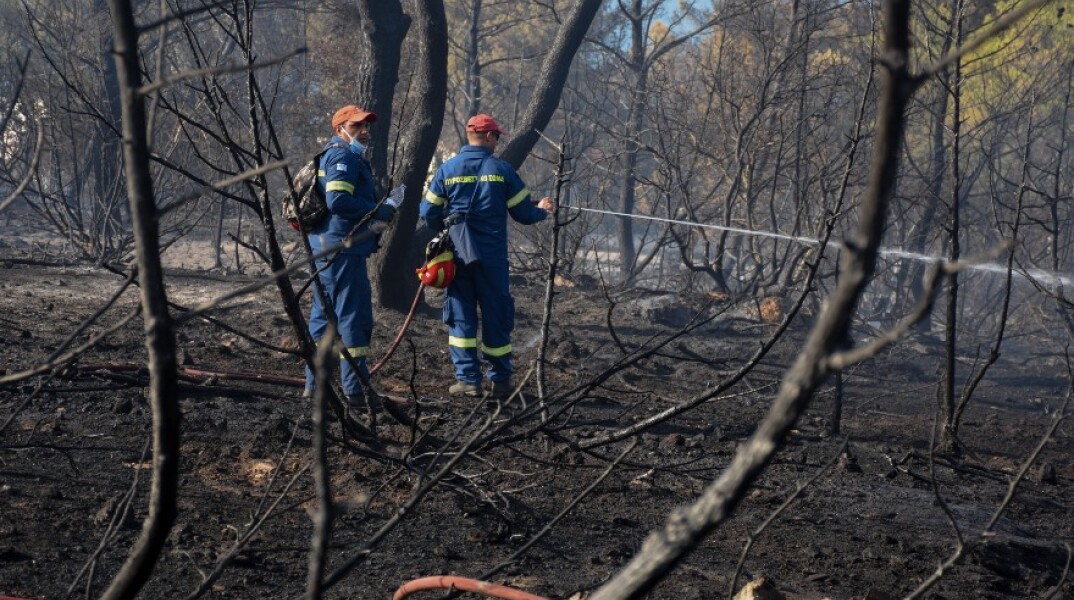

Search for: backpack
xmin=283 ymin=143 xmax=346 ymax=233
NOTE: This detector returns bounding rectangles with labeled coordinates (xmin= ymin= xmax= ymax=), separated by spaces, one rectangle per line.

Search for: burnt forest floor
xmin=1 ymin=261 xmax=1072 ymax=600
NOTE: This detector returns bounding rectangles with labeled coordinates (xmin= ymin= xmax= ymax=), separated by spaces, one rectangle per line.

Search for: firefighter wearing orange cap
xmin=420 ymin=114 xmax=554 ymax=399
xmin=304 ymin=104 xmax=396 ymax=404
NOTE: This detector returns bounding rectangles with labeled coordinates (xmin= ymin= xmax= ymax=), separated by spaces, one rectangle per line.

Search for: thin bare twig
xmin=0 ymin=50 xmax=30 ymax=135
xmin=0 ymin=308 xmax=141 ymax=386
xmin=306 ymin=330 xmax=336 ymax=599
xmin=728 ymin=438 xmax=848 ymax=597
xmin=922 ymin=0 xmax=1053 ymax=78
xmin=320 ymin=404 xmax=502 ymax=590
xmin=158 ymin=159 xmax=290 ymax=216
xmin=184 ymin=462 xmax=312 ymax=600
xmin=952 ymin=112 xmax=1033 ymax=428
xmin=136 ymin=46 xmax=306 ymax=95
xmin=0 ymin=272 xmax=136 ymax=435
xmin=904 ymin=360 xmax=1072 ymax=599
xmin=482 ymin=439 xmax=638 ymax=581
xmin=536 ymin=134 xmax=570 ymax=402
xmin=67 ymin=437 xmax=152 ymax=597
xmin=1043 ymin=543 xmax=1072 ymax=600
xmin=0 ymin=117 xmax=45 ymax=213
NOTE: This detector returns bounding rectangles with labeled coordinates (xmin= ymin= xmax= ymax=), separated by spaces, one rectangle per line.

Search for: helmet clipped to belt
xmin=416 ymin=230 xmax=456 ymax=288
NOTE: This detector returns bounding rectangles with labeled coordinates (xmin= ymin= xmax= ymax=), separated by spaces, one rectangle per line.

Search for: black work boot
xmin=489 ymin=380 xmax=514 ymax=400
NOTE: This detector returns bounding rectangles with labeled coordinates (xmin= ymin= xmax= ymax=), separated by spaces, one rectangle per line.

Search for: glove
xmin=387 ymin=184 xmax=406 ymax=206
xmin=373 ymin=204 xmax=396 ymax=223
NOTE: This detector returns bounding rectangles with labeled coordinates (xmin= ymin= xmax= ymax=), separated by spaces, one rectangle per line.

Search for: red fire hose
xmin=370 ymin=283 xmax=424 ymax=376
xmin=393 ymin=576 xmax=548 ymax=600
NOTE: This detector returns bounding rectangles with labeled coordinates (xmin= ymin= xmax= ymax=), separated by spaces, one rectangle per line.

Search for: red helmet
xmin=416 ymin=250 xmax=455 ymax=288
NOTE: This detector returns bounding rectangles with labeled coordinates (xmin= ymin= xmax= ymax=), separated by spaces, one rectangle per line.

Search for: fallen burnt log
xmin=72 ymin=362 xmax=305 ymax=388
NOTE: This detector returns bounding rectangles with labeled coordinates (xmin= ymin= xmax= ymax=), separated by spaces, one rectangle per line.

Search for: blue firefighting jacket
xmin=420 ymin=145 xmax=547 ymax=261
xmin=310 ymin=136 xmax=378 ymax=256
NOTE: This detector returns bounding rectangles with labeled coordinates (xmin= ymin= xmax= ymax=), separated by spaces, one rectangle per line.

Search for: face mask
xmin=340 ymin=128 xmax=366 ymax=157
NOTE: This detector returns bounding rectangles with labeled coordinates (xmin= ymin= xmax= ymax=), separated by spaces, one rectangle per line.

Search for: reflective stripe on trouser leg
xmin=481 ymin=343 xmax=513 ymax=385
xmin=444 ymin=261 xmax=481 ymax=385
xmin=304 ymin=252 xmax=373 ymax=396
xmin=481 ymin=343 xmax=512 ymax=357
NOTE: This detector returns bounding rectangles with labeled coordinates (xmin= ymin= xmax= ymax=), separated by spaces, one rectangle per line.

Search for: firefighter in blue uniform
xmin=304 ymin=105 xmax=395 ymax=402
xmin=420 ymin=114 xmax=555 ymax=398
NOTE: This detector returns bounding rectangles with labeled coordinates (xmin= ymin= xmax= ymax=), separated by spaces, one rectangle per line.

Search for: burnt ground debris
xmin=0 ymin=262 xmax=1072 ymax=600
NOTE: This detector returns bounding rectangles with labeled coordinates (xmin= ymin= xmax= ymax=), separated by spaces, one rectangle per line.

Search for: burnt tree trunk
xmin=615 ymin=0 xmax=645 ymax=285
xmin=101 ymin=1 xmax=181 ymax=598
xmin=1052 ymin=63 xmax=1069 ymax=274
xmin=372 ymin=0 xmax=449 ymax=311
xmin=94 ymin=0 xmax=127 ymax=260
xmin=466 ymin=0 xmax=483 ymax=117
xmin=904 ymin=4 xmax=959 ymax=331
xmin=497 ymin=0 xmax=603 ymax=170
xmin=941 ymin=0 xmax=964 ymax=453
xmin=355 ymin=0 xmax=411 ymax=193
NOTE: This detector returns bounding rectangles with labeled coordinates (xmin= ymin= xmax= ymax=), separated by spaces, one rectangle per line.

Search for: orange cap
xmin=331 ymin=105 xmax=378 ymax=131
xmin=466 ymin=114 xmax=505 ymax=135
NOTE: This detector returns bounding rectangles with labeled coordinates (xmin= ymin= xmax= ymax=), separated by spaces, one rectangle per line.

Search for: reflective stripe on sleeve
xmin=480 ymin=343 xmax=512 ymax=357
xmin=449 ymin=336 xmax=477 ymax=348
xmin=506 ymin=187 xmax=530 ymax=208
xmin=318 ymin=170 xmax=326 ymax=177
xmin=425 ymin=191 xmax=447 ymax=205
xmin=326 ymin=181 xmax=355 ymax=194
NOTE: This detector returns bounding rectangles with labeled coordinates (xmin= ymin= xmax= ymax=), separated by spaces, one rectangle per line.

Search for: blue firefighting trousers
xmin=444 ymin=257 xmax=514 ymax=385
xmin=305 ymin=252 xmax=372 ymax=396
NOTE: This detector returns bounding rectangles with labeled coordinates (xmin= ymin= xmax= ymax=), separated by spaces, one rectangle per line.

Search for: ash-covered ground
xmin=1 ymin=260 xmax=1071 ymax=600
